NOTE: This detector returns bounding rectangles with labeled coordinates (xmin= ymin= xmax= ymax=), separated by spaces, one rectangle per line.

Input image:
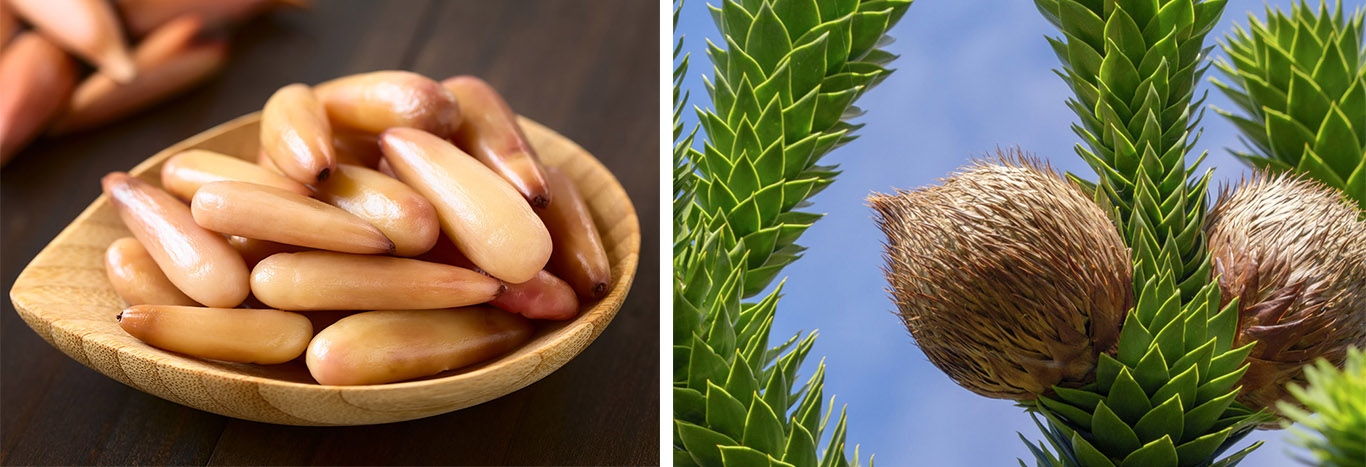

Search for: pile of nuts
xmin=0 ymin=0 xmax=304 ymax=165
xmin=102 ymin=70 xmax=611 ymax=385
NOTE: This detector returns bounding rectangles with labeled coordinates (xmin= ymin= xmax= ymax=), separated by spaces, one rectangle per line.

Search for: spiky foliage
xmin=1206 ymin=173 xmax=1366 ymax=416
xmin=1210 ymin=1 xmax=1366 ymax=210
xmin=1038 ymin=0 xmax=1226 ymax=296
xmin=684 ymin=0 xmax=911 ymax=298
xmin=1027 ymin=1 xmax=1274 ymax=465
xmin=1279 ymin=346 xmax=1366 ymax=467
xmin=871 ymin=153 xmax=1131 ymax=401
xmin=677 ymin=0 xmax=700 ymax=255
xmin=673 ymin=0 xmax=911 ymax=465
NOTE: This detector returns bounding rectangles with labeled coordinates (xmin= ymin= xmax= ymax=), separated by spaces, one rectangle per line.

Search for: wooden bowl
xmin=8 ymin=113 xmax=640 ymax=425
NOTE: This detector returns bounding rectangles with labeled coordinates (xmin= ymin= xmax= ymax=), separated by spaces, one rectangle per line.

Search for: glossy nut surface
xmin=250 ymin=251 xmax=502 ymax=311
xmin=418 ymin=240 xmax=579 ymax=320
xmin=118 ymin=304 xmax=312 ymax=364
xmin=540 ymin=166 xmax=610 ymax=298
xmin=312 ymin=164 xmax=439 ymax=257
xmin=490 ymin=270 xmax=579 ymax=321
xmin=443 ymin=75 xmax=550 ymax=207
xmin=191 ymin=180 xmax=393 ymax=254
xmin=102 ymin=172 xmax=249 ymax=307
xmin=161 ymin=149 xmax=309 ymax=200
xmin=260 ymin=83 xmax=335 ymax=184
xmin=314 ymin=70 xmax=460 ymax=136
xmin=306 ymin=307 xmax=533 ymax=385
xmin=104 ymin=237 xmax=199 ymax=307
xmin=380 ymin=127 xmax=550 ymax=283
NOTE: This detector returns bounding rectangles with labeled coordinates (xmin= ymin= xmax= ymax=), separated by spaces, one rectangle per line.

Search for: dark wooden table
xmin=0 ymin=1 xmax=659 ymax=465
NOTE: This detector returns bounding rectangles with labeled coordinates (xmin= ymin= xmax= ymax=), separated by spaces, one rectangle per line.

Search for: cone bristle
xmin=1207 ymin=171 xmax=1366 ymax=413
xmin=871 ymin=148 xmax=1132 ymax=400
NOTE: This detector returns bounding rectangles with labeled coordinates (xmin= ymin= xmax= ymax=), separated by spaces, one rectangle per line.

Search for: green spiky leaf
xmin=1026 ymin=1 xmax=1269 ymax=466
xmin=1279 ymin=347 xmax=1366 ymax=467
xmin=1212 ymin=1 xmax=1366 ymax=209
xmin=675 ymin=1 xmax=911 ymax=465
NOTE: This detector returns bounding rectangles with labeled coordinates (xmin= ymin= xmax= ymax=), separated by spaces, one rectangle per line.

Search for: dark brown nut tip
xmin=592 ymin=282 xmax=608 ymax=298
xmin=531 ymin=194 xmax=550 ymax=209
xmin=316 ymin=168 xmax=330 ymax=182
xmin=497 ymin=283 xmax=509 ymax=297
xmin=115 ymin=312 xmax=123 ymax=322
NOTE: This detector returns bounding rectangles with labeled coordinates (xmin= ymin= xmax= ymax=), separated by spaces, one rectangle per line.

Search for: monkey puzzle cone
xmin=870 ymin=153 xmax=1132 ymax=400
xmin=1206 ymin=173 xmax=1366 ymax=416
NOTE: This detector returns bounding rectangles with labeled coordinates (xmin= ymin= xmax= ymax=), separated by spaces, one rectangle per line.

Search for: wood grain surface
xmin=0 ymin=1 xmax=659 ymax=464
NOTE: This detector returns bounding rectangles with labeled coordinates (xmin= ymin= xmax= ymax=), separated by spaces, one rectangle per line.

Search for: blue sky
xmin=676 ymin=1 xmax=1318 ymax=465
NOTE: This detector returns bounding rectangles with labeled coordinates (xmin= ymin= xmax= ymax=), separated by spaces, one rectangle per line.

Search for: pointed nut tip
xmin=105 ymin=58 xmax=137 ymax=83
xmin=531 ymin=194 xmax=550 ymax=208
xmin=101 ymin=171 xmax=131 ymax=189
xmin=592 ymin=283 xmax=608 ymax=298
xmin=115 ymin=312 xmax=123 ymax=322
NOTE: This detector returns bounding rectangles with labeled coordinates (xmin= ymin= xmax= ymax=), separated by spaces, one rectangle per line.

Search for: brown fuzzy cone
xmin=1206 ymin=173 xmax=1366 ymax=416
xmin=870 ymin=151 xmax=1131 ymax=400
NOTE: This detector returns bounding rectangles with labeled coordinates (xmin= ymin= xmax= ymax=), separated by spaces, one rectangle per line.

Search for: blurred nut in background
xmin=9 ymin=0 xmax=136 ymax=81
xmin=0 ymin=0 xmax=305 ymax=167
xmin=51 ymin=14 xmax=228 ymax=134
xmin=0 ymin=32 xmax=77 ymax=163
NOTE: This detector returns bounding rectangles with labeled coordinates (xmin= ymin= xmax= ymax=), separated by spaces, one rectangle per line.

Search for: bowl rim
xmin=10 ymin=112 xmax=641 ymax=396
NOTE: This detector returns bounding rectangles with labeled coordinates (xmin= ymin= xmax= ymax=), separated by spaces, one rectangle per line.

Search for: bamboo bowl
xmin=8 ymin=113 xmax=639 ymax=425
